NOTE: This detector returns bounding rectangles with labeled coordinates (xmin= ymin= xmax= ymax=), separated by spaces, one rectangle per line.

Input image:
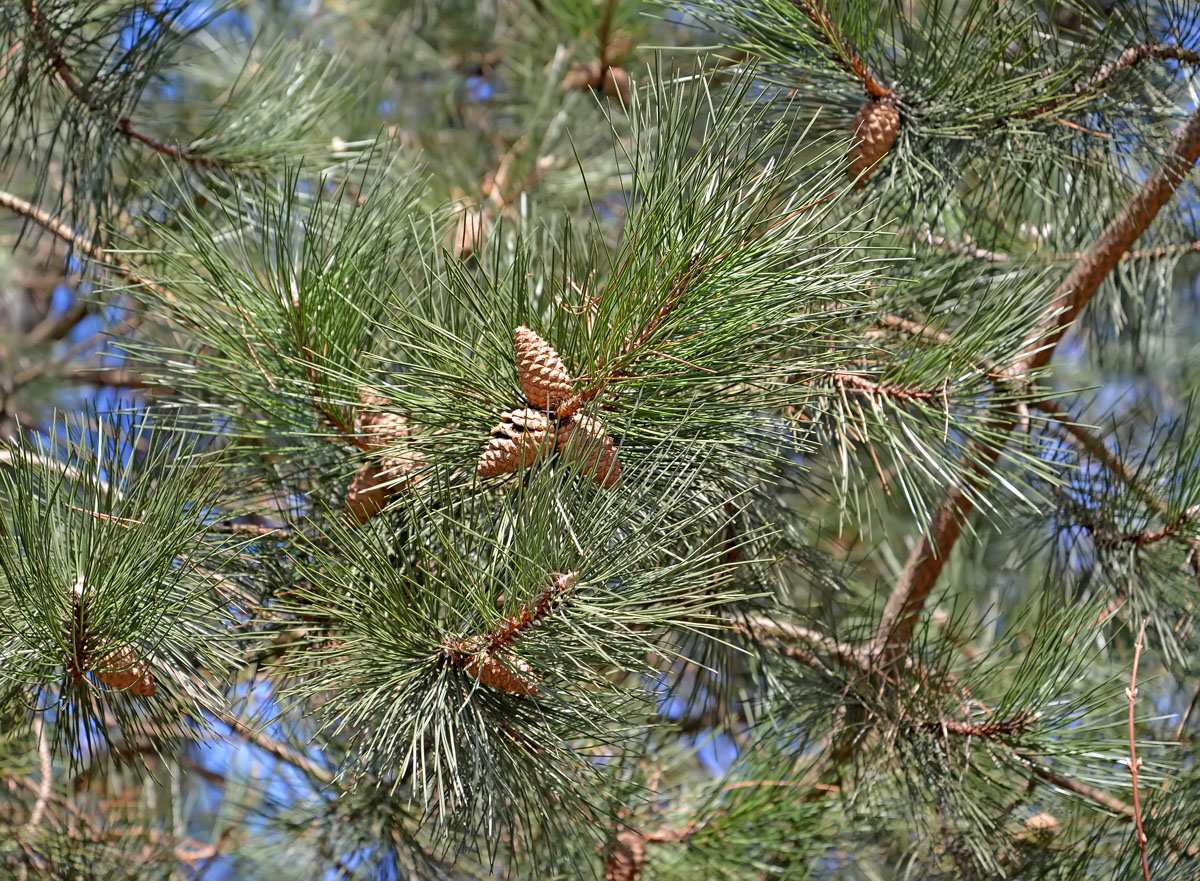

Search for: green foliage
xmin=3 ymin=1 xmax=1200 ymax=880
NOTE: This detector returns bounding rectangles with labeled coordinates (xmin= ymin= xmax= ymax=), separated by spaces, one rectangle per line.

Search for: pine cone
xmin=602 ymin=66 xmax=631 ymax=104
xmin=605 ymin=830 xmax=646 ymax=881
xmin=451 ymin=206 xmax=488 ymax=259
xmin=557 ymin=415 xmax=622 ymax=488
xmin=848 ymin=98 xmax=900 ymax=188
xmin=93 ymin=641 xmax=156 ymax=697
xmin=513 ymin=326 xmax=573 ymax=411
xmin=346 ymin=462 xmax=389 ymax=523
xmin=561 ymin=60 xmax=604 ymax=92
xmin=477 ymin=408 xmax=554 ymax=478
xmin=355 ymin=388 xmax=408 ymax=450
xmin=346 ymin=451 xmax=425 ymax=523
xmin=1019 ymin=812 xmax=1061 ymax=844
xmin=464 ymin=652 xmax=539 ymax=696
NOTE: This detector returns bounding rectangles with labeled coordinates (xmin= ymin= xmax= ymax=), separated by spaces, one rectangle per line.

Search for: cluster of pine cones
xmin=477 ymin=326 xmax=622 ymax=488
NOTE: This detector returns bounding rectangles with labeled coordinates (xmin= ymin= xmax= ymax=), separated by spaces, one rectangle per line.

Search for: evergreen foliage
xmin=3 ymin=1 xmax=1200 ymax=879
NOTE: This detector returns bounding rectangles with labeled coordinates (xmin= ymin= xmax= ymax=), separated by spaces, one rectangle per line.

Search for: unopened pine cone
xmin=561 ymin=60 xmax=604 ymax=92
xmin=464 ymin=652 xmax=539 ymax=696
xmin=848 ymin=98 xmax=900 ymax=188
xmin=346 ymin=450 xmax=424 ymax=523
xmin=451 ymin=206 xmax=488 ymax=259
xmin=477 ymin=408 xmax=554 ymax=478
xmin=605 ymin=830 xmax=646 ymax=881
xmin=513 ymin=326 xmax=573 ymax=411
xmin=557 ymin=415 xmax=622 ymax=488
xmin=347 ymin=462 xmax=389 ymax=523
xmin=601 ymin=66 xmax=631 ymax=104
xmin=1019 ymin=812 xmax=1061 ymax=844
xmin=355 ymin=388 xmax=408 ymax=450
xmin=93 ymin=641 xmax=156 ymax=697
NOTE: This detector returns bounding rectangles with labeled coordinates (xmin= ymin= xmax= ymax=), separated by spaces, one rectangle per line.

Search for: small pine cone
xmin=848 ymin=98 xmax=900 ymax=188
xmin=464 ymin=652 xmax=539 ymax=696
xmin=601 ymin=66 xmax=631 ymax=104
xmin=93 ymin=641 xmax=156 ymax=697
xmin=514 ymin=326 xmax=573 ymax=411
xmin=346 ymin=461 xmax=390 ymax=523
xmin=355 ymin=389 xmax=408 ymax=450
xmin=346 ymin=452 xmax=424 ymax=523
xmin=1019 ymin=812 xmax=1061 ymax=844
xmin=451 ymin=206 xmax=488 ymax=259
xmin=477 ymin=408 xmax=554 ymax=478
xmin=557 ymin=415 xmax=622 ymax=488
xmin=605 ymin=831 xmax=646 ymax=881
xmin=561 ymin=60 xmax=604 ymax=92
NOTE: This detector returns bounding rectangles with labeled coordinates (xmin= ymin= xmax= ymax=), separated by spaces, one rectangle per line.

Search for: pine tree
xmin=3 ymin=1 xmax=1200 ymax=879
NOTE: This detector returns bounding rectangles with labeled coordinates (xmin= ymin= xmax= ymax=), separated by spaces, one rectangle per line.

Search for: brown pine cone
xmin=514 ymin=326 xmax=573 ymax=411
xmin=561 ymin=60 xmax=604 ymax=92
xmin=848 ymin=98 xmax=900 ymax=188
xmin=464 ymin=652 xmax=539 ymax=696
xmin=557 ymin=415 xmax=622 ymax=488
xmin=92 ymin=641 xmax=156 ymax=697
xmin=477 ymin=408 xmax=554 ymax=478
xmin=346 ymin=450 xmax=424 ymax=523
xmin=451 ymin=206 xmax=488 ymax=259
xmin=605 ymin=830 xmax=646 ymax=881
xmin=602 ymin=66 xmax=631 ymax=104
xmin=355 ymin=388 xmax=408 ymax=451
xmin=1019 ymin=812 xmax=1061 ymax=844
xmin=346 ymin=462 xmax=389 ymax=523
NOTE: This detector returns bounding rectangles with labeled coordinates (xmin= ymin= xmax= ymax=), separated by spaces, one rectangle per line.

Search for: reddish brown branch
xmin=481 ymin=571 xmax=579 ymax=655
xmin=874 ymin=106 xmax=1200 ymax=668
xmin=929 ymin=712 xmax=1035 ymax=740
xmin=827 ymin=369 xmax=943 ymax=404
xmin=790 ymin=1 xmax=890 ymax=99
xmin=22 ymin=0 xmax=223 ymax=167
xmin=1127 ymin=620 xmax=1152 ymax=881
xmin=1026 ymin=44 xmax=1200 ymax=124
xmin=1121 ymin=504 xmax=1200 ymax=548
xmin=1027 ymin=762 xmax=1136 ymax=818
xmin=734 ymin=615 xmax=867 ymax=671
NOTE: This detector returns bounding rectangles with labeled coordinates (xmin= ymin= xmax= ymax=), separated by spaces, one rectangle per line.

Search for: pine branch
xmin=788 ymin=0 xmax=890 ymax=98
xmin=873 ymin=104 xmax=1200 ymax=667
xmin=212 ymin=710 xmax=336 ymax=788
xmin=910 ymin=230 xmax=1200 ymax=264
xmin=1037 ymin=399 xmax=1200 ymax=562
xmin=1126 ymin=620 xmax=1151 ymax=881
xmin=0 ymin=189 xmax=97 ymax=259
xmin=21 ymin=0 xmax=225 ymax=168
xmin=734 ymin=615 xmax=866 ymax=670
xmin=1025 ymin=43 xmax=1200 ymax=124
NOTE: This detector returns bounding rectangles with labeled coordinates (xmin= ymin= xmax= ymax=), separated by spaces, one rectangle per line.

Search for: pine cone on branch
xmin=477 ymin=408 xmax=554 ymax=478
xmin=558 ymin=414 xmax=622 ymax=488
xmin=602 ymin=66 xmax=631 ymax=104
xmin=355 ymin=388 xmax=408 ymax=451
xmin=604 ymin=830 xmax=646 ymax=881
xmin=92 ymin=641 xmax=157 ymax=697
xmin=514 ymin=326 xmax=573 ymax=411
xmin=346 ymin=449 xmax=425 ymax=523
xmin=463 ymin=652 xmax=539 ymax=696
xmin=561 ymin=61 xmax=604 ymax=92
xmin=450 ymin=204 xmax=488 ymax=259
xmin=848 ymin=98 xmax=900 ymax=188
